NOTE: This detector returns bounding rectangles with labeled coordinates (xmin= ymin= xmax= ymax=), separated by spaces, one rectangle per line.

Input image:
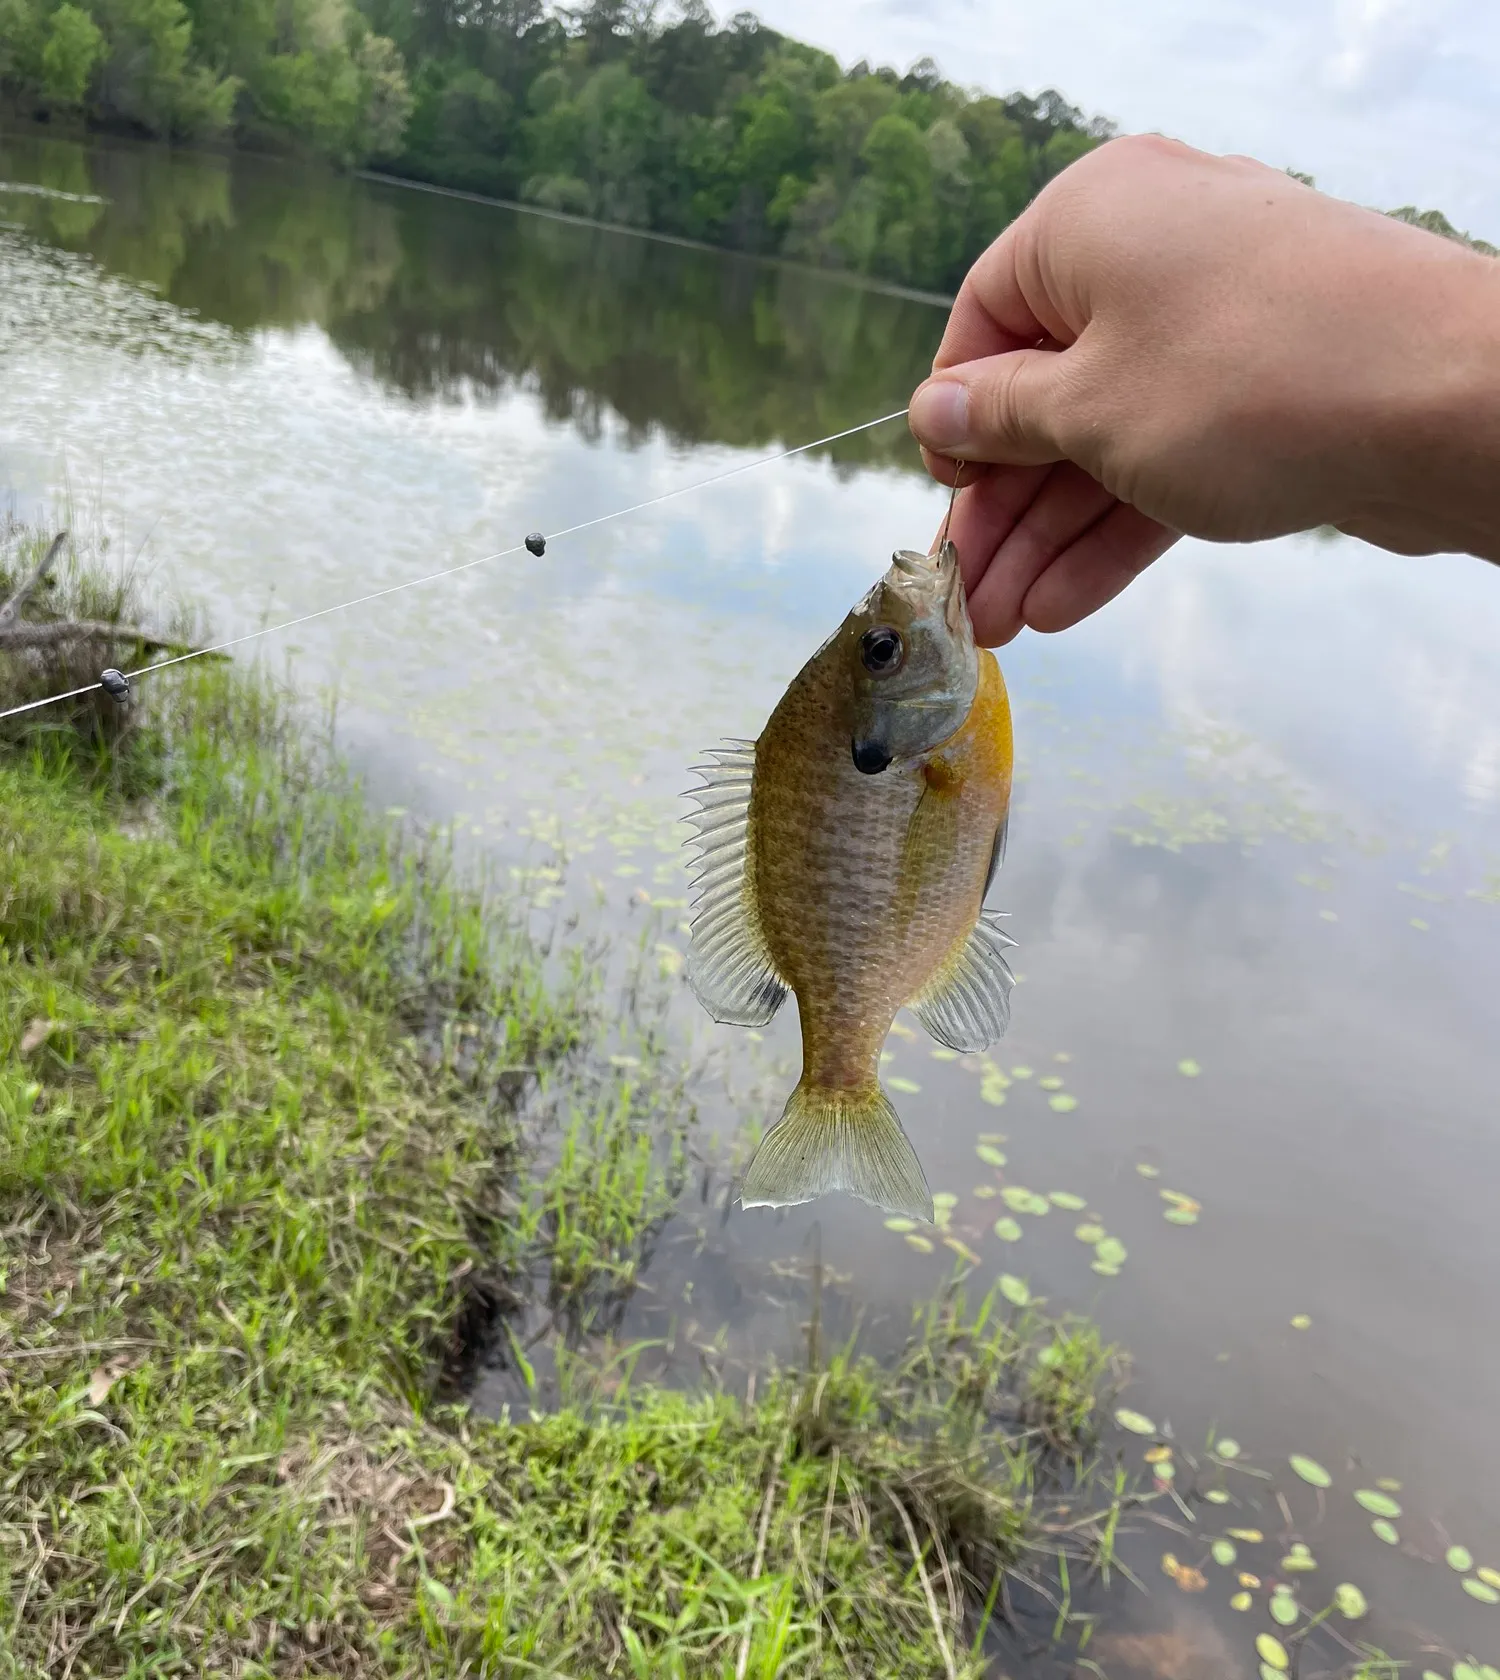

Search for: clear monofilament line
xmin=0 ymin=407 xmax=912 ymax=723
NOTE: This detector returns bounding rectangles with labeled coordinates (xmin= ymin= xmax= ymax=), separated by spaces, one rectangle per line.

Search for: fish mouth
xmin=851 ymin=737 xmax=892 ymax=775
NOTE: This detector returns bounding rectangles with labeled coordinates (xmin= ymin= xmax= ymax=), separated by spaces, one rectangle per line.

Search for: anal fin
xmin=740 ymin=1081 xmax=932 ymax=1221
xmin=683 ymin=740 xmax=788 ymax=1027
xmin=909 ymin=908 xmax=1017 ymax=1053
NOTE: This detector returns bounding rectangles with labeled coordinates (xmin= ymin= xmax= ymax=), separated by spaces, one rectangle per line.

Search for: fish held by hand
xmin=683 ymin=541 xmax=1015 ymax=1223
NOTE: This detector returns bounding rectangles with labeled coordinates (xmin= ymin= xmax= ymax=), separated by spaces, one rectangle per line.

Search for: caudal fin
xmin=739 ymin=1081 xmax=933 ymax=1222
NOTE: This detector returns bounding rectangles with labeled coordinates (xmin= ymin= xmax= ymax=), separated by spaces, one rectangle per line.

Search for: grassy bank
xmin=0 ymin=526 xmax=1123 ymax=1677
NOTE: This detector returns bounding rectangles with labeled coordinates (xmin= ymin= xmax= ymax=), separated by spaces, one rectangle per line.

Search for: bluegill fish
xmin=684 ymin=542 xmax=1015 ymax=1223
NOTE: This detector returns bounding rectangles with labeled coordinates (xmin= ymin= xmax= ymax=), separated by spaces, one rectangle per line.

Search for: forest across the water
xmin=2 ymin=0 xmax=1494 ymax=295
xmin=2 ymin=0 xmax=1130 ymax=295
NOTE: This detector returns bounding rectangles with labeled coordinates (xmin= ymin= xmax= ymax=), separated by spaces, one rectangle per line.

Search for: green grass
xmin=0 ymin=528 xmax=1126 ymax=1676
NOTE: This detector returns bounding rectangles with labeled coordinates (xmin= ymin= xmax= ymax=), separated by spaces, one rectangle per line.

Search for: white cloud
xmin=743 ymin=0 xmax=1500 ymax=239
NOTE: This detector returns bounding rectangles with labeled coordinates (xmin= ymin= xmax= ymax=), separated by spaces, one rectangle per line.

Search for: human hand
xmin=908 ymin=134 xmax=1500 ymax=645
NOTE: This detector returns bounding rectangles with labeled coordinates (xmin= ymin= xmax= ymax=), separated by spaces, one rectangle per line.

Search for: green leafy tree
xmin=0 ymin=0 xmax=1131 ymax=285
xmin=41 ymin=2 xmax=107 ymax=105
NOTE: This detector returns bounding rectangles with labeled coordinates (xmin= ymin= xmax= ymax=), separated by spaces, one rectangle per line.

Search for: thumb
xmin=908 ymin=348 xmax=1074 ymax=468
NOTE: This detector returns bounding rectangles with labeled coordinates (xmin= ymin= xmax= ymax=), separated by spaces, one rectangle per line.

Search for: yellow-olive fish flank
xmin=683 ymin=543 xmax=1015 ymax=1222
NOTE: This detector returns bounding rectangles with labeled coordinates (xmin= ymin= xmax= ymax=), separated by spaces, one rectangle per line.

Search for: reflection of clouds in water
xmin=1087 ymin=532 xmax=1500 ymax=831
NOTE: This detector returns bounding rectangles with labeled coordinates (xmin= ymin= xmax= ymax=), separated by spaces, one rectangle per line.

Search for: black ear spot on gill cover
xmin=851 ymin=738 xmax=891 ymax=775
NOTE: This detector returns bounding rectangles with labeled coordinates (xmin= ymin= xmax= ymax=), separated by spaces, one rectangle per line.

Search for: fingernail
xmin=909 ymin=379 xmax=969 ymax=452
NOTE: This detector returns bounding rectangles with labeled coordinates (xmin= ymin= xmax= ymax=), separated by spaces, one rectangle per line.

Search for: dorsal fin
xmin=682 ymin=741 xmax=788 ymax=1027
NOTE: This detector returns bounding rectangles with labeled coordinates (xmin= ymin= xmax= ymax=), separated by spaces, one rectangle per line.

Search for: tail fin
xmin=739 ymin=1081 xmax=933 ymax=1222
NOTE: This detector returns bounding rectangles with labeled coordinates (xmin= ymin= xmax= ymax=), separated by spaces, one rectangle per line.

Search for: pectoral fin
xmin=684 ymin=740 xmax=788 ymax=1027
xmin=740 ymin=1080 xmax=932 ymax=1222
xmin=983 ymin=814 xmax=1008 ymax=902
xmin=909 ymin=908 xmax=1017 ymax=1053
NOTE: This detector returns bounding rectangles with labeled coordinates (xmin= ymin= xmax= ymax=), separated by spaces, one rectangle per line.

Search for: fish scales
xmin=684 ymin=542 xmax=1016 ymax=1222
xmin=752 ymin=654 xmax=1011 ymax=1092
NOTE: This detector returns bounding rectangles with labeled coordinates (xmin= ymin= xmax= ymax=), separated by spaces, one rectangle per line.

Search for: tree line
xmin=4 ymin=0 xmax=1491 ymax=294
xmin=0 ymin=0 xmax=1113 ymax=292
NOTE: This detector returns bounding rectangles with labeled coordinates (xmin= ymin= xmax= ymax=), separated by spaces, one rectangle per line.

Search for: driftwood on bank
xmin=0 ymin=621 xmax=195 ymax=654
xmin=0 ymin=529 xmax=219 ymax=671
xmin=0 ymin=531 xmax=66 ymax=628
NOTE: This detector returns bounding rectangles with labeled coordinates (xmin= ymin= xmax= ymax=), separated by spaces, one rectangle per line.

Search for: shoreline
xmin=0 ymin=524 xmax=1124 ymax=1674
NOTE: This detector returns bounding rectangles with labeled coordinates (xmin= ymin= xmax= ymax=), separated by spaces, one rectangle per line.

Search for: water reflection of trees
xmin=330 ymin=184 xmax=942 ymax=469
xmin=2 ymin=132 xmax=939 ymax=471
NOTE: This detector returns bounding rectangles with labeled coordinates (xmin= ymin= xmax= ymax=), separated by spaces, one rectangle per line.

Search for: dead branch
xmin=0 ymin=533 xmax=67 ymax=628
xmin=0 ymin=621 xmax=205 ymax=656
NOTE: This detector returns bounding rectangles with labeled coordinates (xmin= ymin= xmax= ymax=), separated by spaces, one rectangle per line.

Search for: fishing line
xmin=0 ymin=406 xmax=913 ymax=724
xmin=937 ymin=459 xmax=966 ymax=550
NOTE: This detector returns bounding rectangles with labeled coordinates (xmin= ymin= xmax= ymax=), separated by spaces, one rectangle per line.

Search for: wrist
xmin=1355 ymin=251 xmax=1500 ymax=562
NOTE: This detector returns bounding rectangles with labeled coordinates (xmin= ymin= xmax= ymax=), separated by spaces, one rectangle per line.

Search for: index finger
xmin=933 ymin=223 xmax=1046 ymax=372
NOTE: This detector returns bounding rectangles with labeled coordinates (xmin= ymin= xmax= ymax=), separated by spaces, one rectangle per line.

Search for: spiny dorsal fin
xmin=683 ymin=740 xmax=788 ymax=1027
xmin=909 ymin=907 xmax=1016 ymax=1053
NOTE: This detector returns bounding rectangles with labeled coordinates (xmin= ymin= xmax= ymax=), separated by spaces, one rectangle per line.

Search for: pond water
xmin=4 ymin=128 xmax=1499 ymax=1677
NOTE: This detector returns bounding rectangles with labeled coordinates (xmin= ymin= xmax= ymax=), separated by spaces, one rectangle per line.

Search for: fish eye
xmin=860 ymin=626 xmax=905 ymax=675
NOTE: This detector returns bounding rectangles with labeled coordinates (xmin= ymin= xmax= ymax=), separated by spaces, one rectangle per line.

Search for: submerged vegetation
xmin=0 ymin=523 xmax=1135 ymax=1673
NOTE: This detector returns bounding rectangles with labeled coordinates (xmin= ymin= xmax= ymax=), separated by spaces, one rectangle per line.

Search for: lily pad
xmin=943 ymin=1237 xmax=981 ymax=1265
xmin=1095 ymin=1237 xmax=1128 ymax=1268
xmin=1371 ymin=1519 xmax=1399 ymax=1546
xmin=993 ymin=1217 xmax=1023 ymax=1242
xmin=1092 ymin=1261 xmax=1121 ymax=1277
xmin=904 ymin=1234 xmax=934 ymax=1253
xmin=1205 ymin=1489 xmax=1231 ymax=1505
xmin=1049 ymin=1093 xmax=1079 ymax=1113
xmin=1163 ymin=1207 xmax=1199 ymax=1225
xmin=1216 ymin=1439 xmax=1241 ymax=1460
xmin=975 ymin=1144 xmax=1007 ymax=1168
xmin=883 ymin=1217 xmax=918 ymax=1233
xmin=930 ymin=1047 xmax=959 ymax=1061
xmin=1333 ymin=1582 xmax=1368 ymax=1620
xmin=1135 ymin=1162 xmax=1162 ymax=1178
xmin=1449 ymin=1546 xmax=1475 ymax=1573
xmin=1270 ymin=1587 xmax=1299 ymax=1625
xmin=1212 ymin=1539 xmax=1237 ymax=1567
xmin=1048 ymin=1191 xmax=1086 ymax=1210
xmin=1289 ymin=1455 xmax=1332 ymax=1488
xmin=1038 ymin=1075 xmax=1064 ymax=1090
xmin=1230 ymin=1590 xmax=1252 ymax=1611
xmin=1228 ymin=1528 xmax=1264 ymax=1543
xmin=1001 ymin=1186 xmax=1050 ymax=1216
xmin=1177 ymin=1058 xmax=1201 ymax=1077
xmin=1256 ymin=1632 xmax=1289 ymax=1670
xmin=974 ymin=1184 xmax=997 ymax=1199
xmin=1075 ymin=1222 xmax=1106 ymax=1244
xmin=887 ymin=1076 xmax=921 ymax=1095
xmin=1462 ymin=1579 xmax=1500 ymax=1605
xmin=980 ymin=1085 xmax=1008 ymax=1107
xmin=1011 ymin=1065 xmax=1033 ymax=1079
xmin=1114 ymin=1408 xmax=1157 ymax=1436
xmin=1478 ymin=1567 xmax=1500 ymax=1590
xmin=998 ymin=1273 xmax=1031 ymax=1308
xmin=1355 ymin=1490 xmax=1401 ymax=1519
xmin=1290 ymin=1315 xmax=1312 ymax=1330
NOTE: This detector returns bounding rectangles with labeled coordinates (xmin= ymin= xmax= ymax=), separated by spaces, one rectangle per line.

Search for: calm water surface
xmin=4 ymin=131 xmax=1499 ymax=1677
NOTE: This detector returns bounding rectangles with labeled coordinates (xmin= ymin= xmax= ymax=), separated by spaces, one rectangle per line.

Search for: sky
xmin=747 ymin=0 xmax=1500 ymax=241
